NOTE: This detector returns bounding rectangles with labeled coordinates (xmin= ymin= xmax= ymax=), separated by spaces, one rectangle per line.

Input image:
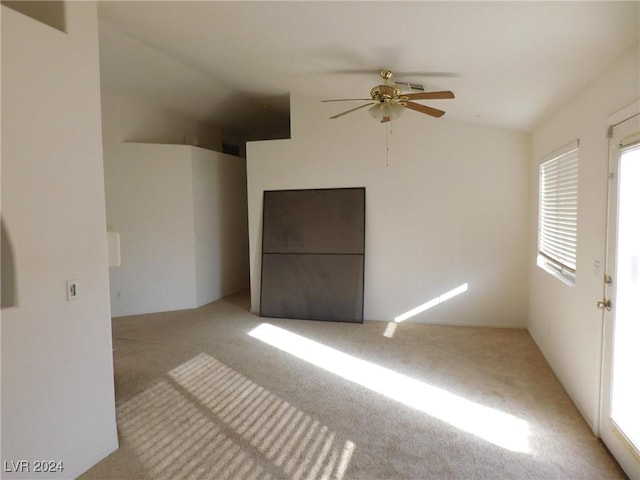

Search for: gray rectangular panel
xmin=262 ymin=188 xmax=365 ymax=254
xmin=260 ymin=187 xmax=365 ymax=323
xmin=260 ymin=254 xmax=364 ymax=322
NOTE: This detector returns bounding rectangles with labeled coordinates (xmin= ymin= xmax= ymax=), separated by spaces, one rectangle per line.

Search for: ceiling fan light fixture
xmin=368 ymin=102 xmax=405 ymax=123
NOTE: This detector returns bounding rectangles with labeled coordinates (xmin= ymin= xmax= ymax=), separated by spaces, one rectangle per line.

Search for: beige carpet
xmin=80 ymin=291 xmax=625 ymax=480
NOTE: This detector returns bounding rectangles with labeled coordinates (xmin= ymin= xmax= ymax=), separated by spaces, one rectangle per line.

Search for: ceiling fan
xmin=322 ymin=69 xmax=455 ymax=123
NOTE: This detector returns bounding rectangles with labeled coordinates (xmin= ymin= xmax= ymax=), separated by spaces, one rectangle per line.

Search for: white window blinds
xmin=538 ymin=140 xmax=579 ymax=283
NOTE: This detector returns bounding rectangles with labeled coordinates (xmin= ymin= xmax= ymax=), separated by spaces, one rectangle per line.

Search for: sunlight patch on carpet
xmin=117 ymin=353 xmax=355 ymax=480
xmin=249 ymin=323 xmax=530 ymax=453
xmin=383 ymin=322 xmax=398 ymax=338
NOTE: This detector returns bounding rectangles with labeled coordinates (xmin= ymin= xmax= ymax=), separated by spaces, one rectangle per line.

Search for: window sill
xmin=537 ymin=256 xmax=576 ymax=287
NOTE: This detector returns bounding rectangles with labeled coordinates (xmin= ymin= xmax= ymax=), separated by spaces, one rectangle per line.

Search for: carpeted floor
xmin=79 ymin=290 xmax=625 ymax=480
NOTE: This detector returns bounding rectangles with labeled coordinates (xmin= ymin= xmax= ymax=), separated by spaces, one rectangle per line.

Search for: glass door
xmin=601 ymin=113 xmax=640 ymax=479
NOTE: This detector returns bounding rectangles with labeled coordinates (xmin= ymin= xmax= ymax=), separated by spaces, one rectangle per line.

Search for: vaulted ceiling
xmin=97 ymin=1 xmax=639 ymax=140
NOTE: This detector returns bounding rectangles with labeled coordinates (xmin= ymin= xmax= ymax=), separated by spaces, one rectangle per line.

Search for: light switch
xmin=66 ymin=280 xmax=78 ymax=301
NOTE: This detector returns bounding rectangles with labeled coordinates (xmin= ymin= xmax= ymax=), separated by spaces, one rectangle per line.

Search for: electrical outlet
xmin=66 ymin=280 xmax=78 ymax=301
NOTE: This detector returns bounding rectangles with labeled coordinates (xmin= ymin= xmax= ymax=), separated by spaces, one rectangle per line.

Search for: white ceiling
xmin=97 ymin=1 xmax=639 ymax=139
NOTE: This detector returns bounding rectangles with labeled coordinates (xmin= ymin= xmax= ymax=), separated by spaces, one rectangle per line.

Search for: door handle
xmin=597 ymin=299 xmax=612 ymax=311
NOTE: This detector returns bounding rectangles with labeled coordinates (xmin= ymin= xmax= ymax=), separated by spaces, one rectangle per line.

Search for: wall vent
xmin=222 ymin=143 xmax=241 ymax=157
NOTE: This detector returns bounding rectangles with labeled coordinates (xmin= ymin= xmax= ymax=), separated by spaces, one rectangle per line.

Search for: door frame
xmin=599 ymin=102 xmax=640 ymax=479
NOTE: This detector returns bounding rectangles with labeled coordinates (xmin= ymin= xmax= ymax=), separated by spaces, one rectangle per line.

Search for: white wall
xmin=102 ymin=90 xmax=249 ymax=316
xmin=118 ymin=94 xmax=222 ymax=151
xmin=528 ymin=42 xmax=639 ymax=432
xmin=1 ymin=3 xmax=118 ymax=478
xmin=104 ymin=143 xmax=198 ymax=316
xmin=247 ymin=94 xmax=530 ymax=326
xmin=192 ymin=149 xmax=250 ymax=306
xmin=102 ymin=92 xmax=222 ymax=151
xmin=104 ymin=144 xmax=250 ymax=317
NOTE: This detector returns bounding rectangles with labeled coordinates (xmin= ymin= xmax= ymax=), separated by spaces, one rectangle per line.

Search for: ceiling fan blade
xmin=404 ymin=91 xmax=455 ymax=100
xmin=322 ymin=98 xmax=371 ymax=102
xmin=328 ymin=69 xmax=460 ymax=78
xmin=404 ymin=101 xmax=446 ymax=118
xmin=329 ymin=102 xmax=375 ymax=119
xmin=393 ymin=80 xmax=425 ymax=92
xmin=395 ymin=71 xmax=461 ymax=78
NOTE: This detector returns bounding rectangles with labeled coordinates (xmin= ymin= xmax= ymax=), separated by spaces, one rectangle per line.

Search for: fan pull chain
xmin=385 ymin=122 xmax=394 ymax=167
xmin=385 ymin=123 xmax=390 ymax=167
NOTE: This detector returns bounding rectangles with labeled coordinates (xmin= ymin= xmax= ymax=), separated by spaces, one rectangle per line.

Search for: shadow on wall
xmin=217 ymin=157 xmax=250 ymax=295
xmin=1 ymin=217 xmax=18 ymax=308
xmin=1 ymin=0 xmax=66 ymax=32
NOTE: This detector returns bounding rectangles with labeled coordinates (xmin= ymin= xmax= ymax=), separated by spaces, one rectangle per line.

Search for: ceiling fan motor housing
xmin=371 ymin=85 xmax=401 ymax=103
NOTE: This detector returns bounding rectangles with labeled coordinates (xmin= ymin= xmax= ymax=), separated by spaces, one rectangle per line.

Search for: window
xmin=538 ymin=140 xmax=579 ymax=285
